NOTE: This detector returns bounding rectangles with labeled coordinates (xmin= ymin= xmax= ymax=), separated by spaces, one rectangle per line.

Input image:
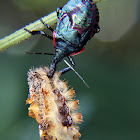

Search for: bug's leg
xmin=26 ymin=52 xmax=54 ymax=55
xmin=24 ymin=28 xmax=53 ymax=40
xmin=60 ymin=56 xmax=75 ymax=74
xmin=40 ymin=18 xmax=54 ymax=32
xmin=57 ymin=7 xmax=62 ymax=17
xmin=48 ymin=59 xmax=58 ymax=78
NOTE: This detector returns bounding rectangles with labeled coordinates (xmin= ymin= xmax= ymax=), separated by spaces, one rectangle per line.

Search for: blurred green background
xmin=0 ymin=0 xmax=140 ymax=139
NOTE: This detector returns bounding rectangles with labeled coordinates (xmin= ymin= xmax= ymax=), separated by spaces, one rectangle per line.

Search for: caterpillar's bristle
xmin=68 ymin=100 xmax=79 ymax=111
xmin=72 ymin=113 xmax=83 ymax=124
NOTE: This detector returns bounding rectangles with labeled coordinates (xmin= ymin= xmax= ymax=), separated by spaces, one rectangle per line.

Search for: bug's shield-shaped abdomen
xmin=54 ymin=0 xmax=100 ymax=58
xmin=63 ymin=0 xmax=100 ymax=35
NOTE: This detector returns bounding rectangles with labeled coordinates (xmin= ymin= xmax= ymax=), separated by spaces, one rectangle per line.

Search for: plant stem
xmin=0 ymin=11 xmax=57 ymax=53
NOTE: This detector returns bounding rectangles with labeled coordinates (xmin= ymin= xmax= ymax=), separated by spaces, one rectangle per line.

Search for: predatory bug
xmin=24 ymin=0 xmax=100 ymax=84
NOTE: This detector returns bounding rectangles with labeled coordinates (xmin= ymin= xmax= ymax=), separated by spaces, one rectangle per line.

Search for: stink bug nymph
xmin=25 ymin=0 xmax=100 ymax=79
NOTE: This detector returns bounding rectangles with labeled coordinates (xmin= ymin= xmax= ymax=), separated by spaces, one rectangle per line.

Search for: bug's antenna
xmin=26 ymin=52 xmax=54 ymax=55
xmin=63 ymin=59 xmax=90 ymax=88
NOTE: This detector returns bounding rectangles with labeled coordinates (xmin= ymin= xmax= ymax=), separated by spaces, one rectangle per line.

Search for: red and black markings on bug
xmin=25 ymin=0 xmax=100 ymax=78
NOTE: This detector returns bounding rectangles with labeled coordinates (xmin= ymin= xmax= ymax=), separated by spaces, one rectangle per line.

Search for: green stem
xmin=0 ymin=11 xmax=57 ymax=53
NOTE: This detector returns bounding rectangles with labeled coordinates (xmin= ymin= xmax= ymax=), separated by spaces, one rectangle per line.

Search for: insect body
xmin=25 ymin=0 xmax=100 ymax=78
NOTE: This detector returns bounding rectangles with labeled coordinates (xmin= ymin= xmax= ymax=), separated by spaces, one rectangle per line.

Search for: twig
xmin=0 ymin=11 xmax=57 ymax=53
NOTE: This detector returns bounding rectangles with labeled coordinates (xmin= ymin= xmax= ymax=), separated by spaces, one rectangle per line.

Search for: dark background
xmin=0 ymin=0 xmax=140 ymax=139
